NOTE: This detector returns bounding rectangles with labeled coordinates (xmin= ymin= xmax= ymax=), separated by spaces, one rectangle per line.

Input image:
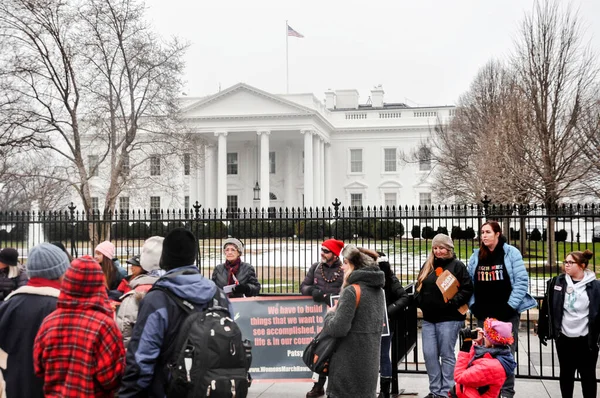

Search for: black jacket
xmin=415 ymin=256 xmax=473 ymax=323
xmin=537 ymin=274 xmax=600 ymax=351
xmin=0 ymin=286 xmax=60 ymax=398
xmin=211 ymin=261 xmax=261 ymax=298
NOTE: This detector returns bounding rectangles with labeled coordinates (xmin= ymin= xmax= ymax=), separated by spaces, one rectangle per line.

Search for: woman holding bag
xmin=416 ymin=234 xmax=473 ymax=398
xmin=322 ymin=245 xmax=385 ymax=398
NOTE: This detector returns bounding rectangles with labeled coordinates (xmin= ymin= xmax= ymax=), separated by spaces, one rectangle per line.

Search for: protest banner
xmin=231 ymin=296 xmax=327 ymax=382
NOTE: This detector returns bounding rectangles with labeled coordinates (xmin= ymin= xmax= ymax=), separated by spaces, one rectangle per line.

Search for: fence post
xmin=193 ymin=201 xmax=202 ymax=270
xmin=332 ymin=198 xmax=341 ymax=238
xmin=68 ymin=202 xmax=77 ymax=258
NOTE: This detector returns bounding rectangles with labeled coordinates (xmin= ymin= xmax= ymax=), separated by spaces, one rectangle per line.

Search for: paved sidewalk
xmin=247 ymin=373 xmax=585 ymax=397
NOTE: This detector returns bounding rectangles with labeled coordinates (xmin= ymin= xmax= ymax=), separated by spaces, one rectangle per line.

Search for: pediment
xmin=182 ymin=83 xmax=314 ymax=118
xmin=378 ymin=180 xmax=403 ymax=188
xmin=343 ymin=181 xmax=369 ymax=189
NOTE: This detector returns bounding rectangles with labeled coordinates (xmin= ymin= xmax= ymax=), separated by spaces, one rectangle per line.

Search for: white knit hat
xmin=140 ymin=236 xmax=164 ymax=272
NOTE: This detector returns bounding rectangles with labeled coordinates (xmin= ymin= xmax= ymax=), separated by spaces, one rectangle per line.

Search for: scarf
xmin=225 ymin=258 xmax=241 ymax=285
xmin=469 ymin=345 xmax=516 ymax=377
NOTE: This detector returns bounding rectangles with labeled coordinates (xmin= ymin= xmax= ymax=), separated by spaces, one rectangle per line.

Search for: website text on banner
xmin=231 ymin=296 xmax=327 ymax=382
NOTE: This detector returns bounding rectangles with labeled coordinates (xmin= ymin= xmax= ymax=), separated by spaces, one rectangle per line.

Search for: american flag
xmin=287 ymin=24 xmax=304 ymax=38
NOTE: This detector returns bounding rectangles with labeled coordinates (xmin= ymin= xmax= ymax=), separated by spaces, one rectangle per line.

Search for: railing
xmin=1 ymin=200 xmax=599 ymax=380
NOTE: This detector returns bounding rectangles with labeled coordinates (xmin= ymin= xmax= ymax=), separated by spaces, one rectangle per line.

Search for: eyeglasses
xmin=563 ymin=260 xmax=578 ymax=266
xmin=321 ymin=248 xmax=332 ymax=254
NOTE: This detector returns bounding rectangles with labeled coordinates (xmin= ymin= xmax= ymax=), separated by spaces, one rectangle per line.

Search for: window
xmin=183 ymin=153 xmax=191 ymax=176
xmin=122 ymin=154 xmax=130 ymax=176
xmin=119 ymin=197 xmax=129 ymax=211
xmin=384 ymin=193 xmax=397 ymax=208
xmin=150 ymin=156 xmax=161 ymax=176
xmin=88 ymin=155 xmax=99 ymax=177
xmin=350 ymin=149 xmax=363 ymax=173
xmin=350 ymin=193 xmax=363 ymax=208
xmin=184 ymin=196 xmax=190 ymax=209
xmin=91 ymin=197 xmax=99 ymax=211
xmin=418 ymin=147 xmax=431 ymax=171
xmin=269 ymin=151 xmax=276 ymax=174
xmin=226 ymin=195 xmax=239 ymax=218
xmin=227 ymin=153 xmax=238 ymax=175
xmin=384 ymin=148 xmax=397 ymax=172
xmin=150 ymin=196 xmax=161 ymax=210
xmin=419 ymin=192 xmax=432 ymax=206
xmin=119 ymin=197 xmax=129 ymax=220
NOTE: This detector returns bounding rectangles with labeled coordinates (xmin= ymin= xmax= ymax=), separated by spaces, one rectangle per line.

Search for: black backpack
xmin=154 ymin=284 xmax=252 ymax=398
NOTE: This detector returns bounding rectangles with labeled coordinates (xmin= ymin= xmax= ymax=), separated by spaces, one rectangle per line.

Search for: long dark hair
xmin=100 ymin=256 xmax=116 ymax=288
xmin=478 ymin=221 xmax=507 ymax=262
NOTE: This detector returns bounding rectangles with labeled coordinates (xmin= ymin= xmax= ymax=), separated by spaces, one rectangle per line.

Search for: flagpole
xmin=285 ymin=20 xmax=289 ymax=93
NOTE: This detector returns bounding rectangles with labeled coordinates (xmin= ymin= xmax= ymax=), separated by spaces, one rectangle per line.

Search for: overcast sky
xmin=144 ymin=0 xmax=600 ymax=107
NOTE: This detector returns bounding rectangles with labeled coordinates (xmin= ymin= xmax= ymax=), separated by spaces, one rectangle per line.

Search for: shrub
xmin=464 ymin=227 xmax=476 ymax=240
xmin=270 ymin=220 xmax=297 ymax=237
xmin=130 ymin=222 xmax=150 ymax=240
xmin=421 ymin=226 xmax=436 ymax=239
xmin=229 ymin=220 xmax=272 ymax=238
xmin=530 ymin=228 xmax=542 ymax=241
xmin=411 ymin=225 xmax=421 ymax=239
xmin=165 ymin=221 xmax=185 ymax=233
xmin=356 ymin=219 xmax=376 ymax=238
xmin=297 ymin=220 xmax=329 ymax=239
xmin=555 ymin=229 xmax=568 ymax=242
xmin=205 ymin=221 xmax=228 ymax=239
xmin=148 ymin=221 xmax=166 ymax=237
xmin=372 ymin=220 xmax=405 ymax=240
xmin=509 ymin=228 xmax=520 ymax=240
xmin=330 ymin=219 xmax=358 ymax=240
xmin=436 ymin=226 xmax=448 ymax=236
xmin=450 ymin=226 xmax=462 ymax=240
xmin=111 ymin=221 xmax=130 ymax=239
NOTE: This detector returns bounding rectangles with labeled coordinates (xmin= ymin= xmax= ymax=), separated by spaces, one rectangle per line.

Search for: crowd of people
xmin=0 ymin=221 xmax=597 ymax=398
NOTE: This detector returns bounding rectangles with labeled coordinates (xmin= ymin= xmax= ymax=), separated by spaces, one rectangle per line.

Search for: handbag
xmin=302 ymin=284 xmax=361 ymax=375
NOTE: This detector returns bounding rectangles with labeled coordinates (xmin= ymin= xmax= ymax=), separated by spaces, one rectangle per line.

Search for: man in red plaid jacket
xmin=33 ymin=255 xmax=125 ymax=397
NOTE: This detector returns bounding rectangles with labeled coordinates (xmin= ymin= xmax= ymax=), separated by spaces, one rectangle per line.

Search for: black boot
xmin=377 ymin=376 xmax=391 ymax=398
xmin=306 ymin=382 xmax=325 ymax=398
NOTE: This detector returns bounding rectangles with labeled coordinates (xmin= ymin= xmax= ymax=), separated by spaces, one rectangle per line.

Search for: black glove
xmin=234 ymin=283 xmax=249 ymax=295
xmin=387 ymin=303 xmax=401 ymax=318
xmin=459 ymin=327 xmax=474 ymax=352
xmin=312 ymin=289 xmax=326 ymax=303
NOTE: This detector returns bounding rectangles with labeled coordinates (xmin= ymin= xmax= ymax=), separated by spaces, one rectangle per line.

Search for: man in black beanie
xmin=120 ymin=228 xmax=232 ymax=397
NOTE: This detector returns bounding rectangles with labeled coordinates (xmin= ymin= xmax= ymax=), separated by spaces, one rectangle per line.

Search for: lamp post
xmin=253 ymin=182 xmax=261 ymax=201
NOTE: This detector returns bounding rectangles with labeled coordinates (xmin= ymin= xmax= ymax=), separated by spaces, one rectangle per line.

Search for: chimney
xmin=335 ymin=89 xmax=359 ymax=109
xmin=325 ymin=90 xmax=336 ymax=109
xmin=371 ymin=85 xmax=384 ymax=108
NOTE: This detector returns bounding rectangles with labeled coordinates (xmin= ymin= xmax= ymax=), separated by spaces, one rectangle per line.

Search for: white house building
xmin=83 ymin=83 xmax=455 ymax=212
xmin=173 ymin=83 xmax=454 ymax=212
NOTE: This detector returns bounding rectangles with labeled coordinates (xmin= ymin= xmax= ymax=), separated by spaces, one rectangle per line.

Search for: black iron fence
xmin=1 ymin=200 xmax=599 ymax=380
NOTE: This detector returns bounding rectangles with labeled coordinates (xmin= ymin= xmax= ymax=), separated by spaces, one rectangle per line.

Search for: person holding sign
xmin=467 ymin=221 xmax=536 ymax=398
xmin=323 ymin=244 xmax=385 ymax=398
xmin=300 ymin=238 xmax=345 ymax=398
xmin=212 ymin=238 xmax=261 ymax=298
xmin=415 ymin=234 xmax=473 ymax=398
xmin=360 ymin=248 xmax=409 ymax=398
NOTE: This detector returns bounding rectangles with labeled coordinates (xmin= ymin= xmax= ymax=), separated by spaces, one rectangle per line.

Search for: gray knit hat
xmin=26 ymin=243 xmax=70 ymax=280
xmin=431 ymin=233 xmax=454 ymax=250
xmin=140 ymin=236 xmax=164 ymax=272
xmin=223 ymin=237 xmax=244 ymax=255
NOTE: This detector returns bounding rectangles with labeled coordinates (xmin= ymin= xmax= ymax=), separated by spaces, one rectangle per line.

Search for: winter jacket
xmin=0 ymin=266 xmax=28 ymax=301
xmin=0 ymin=281 xmax=60 ymax=398
xmin=416 ymin=256 xmax=473 ymax=323
xmin=116 ymin=274 xmax=160 ymax=348
xmin=537 ymin=272 xmax=600 ymax=351
xmin=323 ymin=265 xmax=385 ymax=398
xmin=300 ymin=259 xmax=344 ymax=303
xmin=119 ymin=265 xmax=232 ymax=398
xmin=212 ymin=261 xmax=261 ymax=297
xmin=33 ymin=256 xmax=125 ymax=398
xmin=454 ymin=345 xmax=515 ymax=398
xmin=467 ymin=243 xmax=536 ymax=315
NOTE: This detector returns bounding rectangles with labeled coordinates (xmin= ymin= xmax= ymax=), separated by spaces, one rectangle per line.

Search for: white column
xmin=215 ymin=131 xmax=228 ymax=211
xmin=320 ymin=138 xmax=326 ymax=205
xmin=313 ymin=134 xmax=322 ymax=208
xmin=285 ymin=145 xmax=294 ymax=208
xmin=258 ymin=130 xmax=271 ymax=211
xmin=204 ymin=144 xmax=216 ymax=209
xmin=324 ymin=141 xmax=332 ymax=205
xmin=302 ymin=129 xmax=314 ymax=208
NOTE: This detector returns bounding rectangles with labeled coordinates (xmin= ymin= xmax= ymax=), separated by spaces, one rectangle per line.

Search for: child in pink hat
xmin=452 ymin=318 xmax=517 ymax=398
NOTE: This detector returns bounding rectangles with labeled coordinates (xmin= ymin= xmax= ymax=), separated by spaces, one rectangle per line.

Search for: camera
xmin=459 ymin=327 xmax=479 ymax=341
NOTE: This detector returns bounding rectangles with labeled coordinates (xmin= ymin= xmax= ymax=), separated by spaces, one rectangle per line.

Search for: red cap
xmin=322 ymin=239 xmax=344 ymax=257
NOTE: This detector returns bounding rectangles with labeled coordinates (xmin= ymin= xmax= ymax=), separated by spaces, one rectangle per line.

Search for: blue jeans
xmin=422 ymin=320 xmax=463 ymax=396
xmin=380 ymin=334 xmax=393 ymax=377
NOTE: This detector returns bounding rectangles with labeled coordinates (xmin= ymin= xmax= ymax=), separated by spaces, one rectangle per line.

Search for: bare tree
xmin=0 ymin=0 xmax=193 ymax=242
